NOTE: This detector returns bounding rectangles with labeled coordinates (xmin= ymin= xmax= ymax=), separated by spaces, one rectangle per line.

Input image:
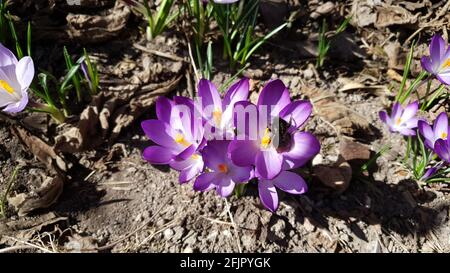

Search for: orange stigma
xmin=218 ymin=164 xmax=228 ymax=173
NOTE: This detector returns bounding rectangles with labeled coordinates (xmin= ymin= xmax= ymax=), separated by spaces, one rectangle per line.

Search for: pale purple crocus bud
xmin=0 ymin=43 xmax=34 ymax=113
xmin=421 ymin=34 xmax=450 ymax=85
xmin=379 ymin=101 xmax=419 ymax=136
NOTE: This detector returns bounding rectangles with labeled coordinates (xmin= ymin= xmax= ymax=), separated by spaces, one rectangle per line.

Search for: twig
xmin=3 ymin=236 xmax=54 ymax=253
xmin=186 ymin=38 xmax=200 ymax=83
xmin=137 ymin=220 xmax=177 ymax=247
xmin=133 ymin=43 xmax=185 ymax=63
xmin=185 ymin=70 xmax=194 ymax=98
xmin=200 ymin=215 xmax=235 ymax=226
xmin=224 ymin=199 xmax=242 ymax=253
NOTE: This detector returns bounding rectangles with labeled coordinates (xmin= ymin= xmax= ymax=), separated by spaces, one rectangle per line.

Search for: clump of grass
xmin=316 ymin=17 xmax=351 ymax=68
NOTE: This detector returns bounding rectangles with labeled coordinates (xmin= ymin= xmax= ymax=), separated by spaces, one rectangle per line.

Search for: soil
xmin=1 ymin=0 xmax=450 ymax=253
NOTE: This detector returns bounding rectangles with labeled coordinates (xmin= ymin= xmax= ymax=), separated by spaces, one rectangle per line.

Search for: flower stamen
xmin=174 ymin=133 xmax=191 ymax=147
xmin=213 ymin=109 xmax=222 ymax=127
xmin=261 ymin=128 xmax=271 ymax=148
xmin=0 ymin=80 xmax=14 ymax=94
xmin=442 ymin=59 xmax=450 ymax=69
xmin=395 ymin=118 xmax=402 ymax=126
xmin=441 ymin=132 xmax=448 ymax=139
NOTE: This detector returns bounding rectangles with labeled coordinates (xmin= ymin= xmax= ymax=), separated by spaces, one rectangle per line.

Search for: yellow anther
xmin=441 ymin=132 xmax=448 ymax=139
xmin=442 ymin=59 xmax=450 ymax=69
xmin=213 ymin=109 xmax=222 ymax=126
xmin=174 ymin=133 xmax=191 ymax=147
xmin=395 ymin=118 xmax=402 ymax=126
xmin=0 ymin=80 xmax=14 ymax=94
xmin=261 ymin=128 xmax=271 ymax=148
xmin=218 ymin=163 xmax=228 ymax=173
xmin=191 ymin=154 xmax=200 ymax=160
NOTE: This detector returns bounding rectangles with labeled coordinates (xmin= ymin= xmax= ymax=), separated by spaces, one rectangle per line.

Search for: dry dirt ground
xmin=1 ymin=0 xmax=450 ymax=253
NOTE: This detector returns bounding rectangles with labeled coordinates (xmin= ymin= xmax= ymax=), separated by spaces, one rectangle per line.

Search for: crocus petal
xmin=229 ymin=165 xmax=253 ymax=183
xmin=202 ymin=140 xmax=230 ymax=171
xmin=433 ymin=112 xmax=448 ymax=139
xmin=279 ymin=100 xmax=312 ymax=129
xmin=1 ymin=89 xmax=28 ymax=113
xmin=258 ymin=179 xmax=278 ymax=212
xmin=228 ymin=140 xmax=259 ymax=167
xmin=379 ymin=110 xmax=389 ymax=123
xmin=255 ymin=149 xmax=283 ymax=179
xmin=0 ymin=43 xmax=18 ymax=66
xmin=418 ymin=120 xmax=435 ymax=149
xmin=175 ymin=145 xmax=196 ymax=161
xmin=436 ymin=73 xmax=450 ymax=85
xmin=198 ymin=79 xmax=222 ymax=112
xmin=435 ymin=139 xmax=450 ymax=162
xmin=391 ymin=102 xmax=402 ymax=122
xmin=421 ymin=56 xmax=433 ymax=73
xmin=15 ymin=57 xmax=34 ymax=88
xmin=156 ymin=96 xmax=173 ymax=123
xmin=223 ymin=78 xmax=249 ymax=108
xmin=232 ymin=100 xmax=259 ymax=139
xmin=430 ymin=34 xmax=445 ymax=67
xmin=257 ymin=79 xmax=291 ymax=117
xmin=403 ymin=117 xmax=418 ymax=129
xmin=193 ymin=172 xmax=216 ymax=192
xmin=398 ymin=128 xmax=416 ymax=136
xmin=215 ymin=177 xmax=235 ymax=197
xmin=272 ymin=171 xmax=308 ymax=194
xmin=421 ymin=167 xmax=437 ymax=181
xmin=283 ymin=132 xmax=320 ymax=169
xmin=141 ymin=119 xmax=175 ymax=148
xmin=178 ymin=158 xmax=204 ymax=183
xmin=143 ymin=146 xmax=174 ymax=164
xmin=400 ymin=101 xmax=419 ymax=122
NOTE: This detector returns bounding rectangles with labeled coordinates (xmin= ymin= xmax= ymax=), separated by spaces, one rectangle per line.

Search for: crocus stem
xmin=420 ymin=80 xmax=432 ymax=110
xmin=405 ymin=136 xmax=412 ymax=163
xmin=0 ymin=165 xmax=19 ymax=218
xmin=233 ymin=183 xmax=247 ymax=198
xmin=398 ymin=71 xmax=427 ymax=103
xmin=27 ymin=101 xmax=66 ymax=124
xmin=423 ymin=84 xmax=447 ymax=110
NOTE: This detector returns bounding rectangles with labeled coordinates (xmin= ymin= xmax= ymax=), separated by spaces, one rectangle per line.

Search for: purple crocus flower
xmin=434 ymin=137 xmax=450 ymax=163
xmin=420 ymin=163 xmax=445 ymax=182
xmin=141 ymin=96 xmax=205 ymax=183
xmin=229 ymin=79 xmax=320 ymax=180
xmin=197 ymin=78 xmax=249 ymax=139
xmin=421 ymin=34 xmax=450 ymax=85
xmin=193 ymin=140 xmax=252 ymax=197
xmin=379 ymin=101 xmax=419 ymax=136
xmin=258 ymin=170 xmax=308 ymax=212
xmin=418 ymin=112 xmax=449 ymax=149
xmin=0 ymin=43 xmax=34 ymax=113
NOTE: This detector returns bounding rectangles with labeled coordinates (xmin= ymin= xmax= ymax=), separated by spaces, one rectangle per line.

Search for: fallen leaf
xmin=8 ymin=175 xmax=64 ymax=217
